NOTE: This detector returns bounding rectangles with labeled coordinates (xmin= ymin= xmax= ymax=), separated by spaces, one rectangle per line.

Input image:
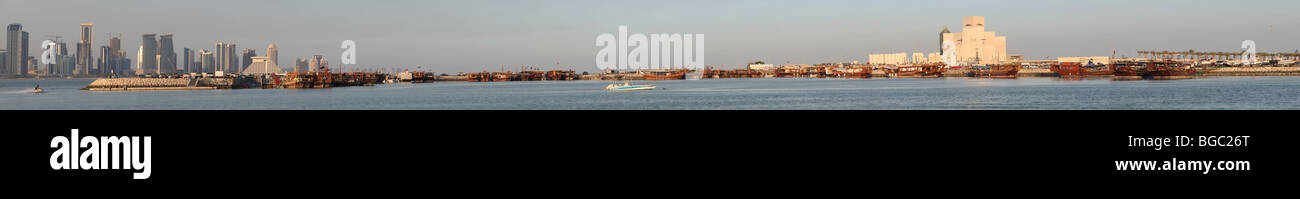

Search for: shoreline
xmin=5 ymin=67 xmax=1300 ymax=81
xmin=14 ymin=67 xmax=1300 ymax=92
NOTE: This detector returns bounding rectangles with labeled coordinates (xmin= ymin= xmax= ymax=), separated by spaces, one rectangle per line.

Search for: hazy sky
xmin=3 ymin=0 xmax=1298 ymax=72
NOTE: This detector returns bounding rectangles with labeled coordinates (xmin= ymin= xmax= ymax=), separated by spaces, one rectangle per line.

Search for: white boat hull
xmin=607 ymin=86 xmax=656 ymax=91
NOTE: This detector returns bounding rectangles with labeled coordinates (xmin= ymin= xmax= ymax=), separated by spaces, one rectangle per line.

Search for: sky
xmin=2 ymin=0 xmax=1298 ymax=73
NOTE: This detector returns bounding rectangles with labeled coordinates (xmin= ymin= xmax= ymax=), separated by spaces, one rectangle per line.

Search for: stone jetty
xmin=1205 ymin=67 xmax=1300 ymax=76
xmin=82 ymin=77 xmax=249 ymax=91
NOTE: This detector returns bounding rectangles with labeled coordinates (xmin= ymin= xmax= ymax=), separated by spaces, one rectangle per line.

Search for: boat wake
xmin=3 ymin=89 xmax=44 ymax=94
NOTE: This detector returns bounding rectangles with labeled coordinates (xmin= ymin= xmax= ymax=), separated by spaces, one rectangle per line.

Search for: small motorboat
xmin=605 ymin=82 xmax=656 ymax=91
xmin=31 ymin=85 xmax=45 ymax=93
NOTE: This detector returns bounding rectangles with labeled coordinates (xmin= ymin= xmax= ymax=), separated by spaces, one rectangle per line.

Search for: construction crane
xmin=104 ymin=33 xmax=120 ymax=42
xmin=44 ymin=34 xmax=63 ymax=43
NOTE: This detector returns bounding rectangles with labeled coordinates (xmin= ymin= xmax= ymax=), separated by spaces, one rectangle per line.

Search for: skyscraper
xmin=76 ymin=23 xmax=93 ymax=76
xmin=227 ymin=43 xmax=238 ymax=73
xmin=104 ymin=35 xmax=129 ymax=76
xmin=20 ymin=30 xmax=29 ymax=76
xmin=183 ymin=48 xmax=194 ymax=73
xmin=98 ymin=45 xmax=111 ymax=74
xmin=54 ymin=42 xmax=74 ymax=75
xmin=267 ymin=44 xmax=278 ymax=67
xmin=240 ymin=48 xmax=256 ymax=71
xmin=158 ymin=34 xmax=176 ymax=74
xmin=58 ymin=41 xmax=68 ymax=56
xmin=47 ymin=42 xmax=61 ymax=74
xmin=140 ymin=34 xmax=157 ymax=75
xmin=199 ymin=49 xmax=214 ymax=73
xmin=110 ymin=36 xmax=121 ymax=57
xmin=308 ymin=55 xmax=322 ymax=72
xmin=295 ymin=58 xmax=306 ymax=73
xmin=7 ymin=23 xmax=25 ymax=76
xmin=0 ymin=50 xmax=7 ymax=75
xmin=136 ymin=45 xmax=143 ymax=75
xmin=214 ymin=42 xmax=225 ymax=72
xmin=213 ymin=42 xmax=242 ymax=73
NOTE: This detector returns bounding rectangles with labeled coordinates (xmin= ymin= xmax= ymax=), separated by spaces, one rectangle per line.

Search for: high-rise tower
xmin=6 ymin=23 xmax=26 ymax=76
xmin=158 ymin=34 xmax=176 ymax=74
xmin=76 ymin=23 xmax=93 ymax=75
xmin=140 ymin=34 xmax=158 ymax=75
xmin=267 ymin=44 xmax=278 ymax=67
xmin=215 ymin=42 xmax=226 ymax=72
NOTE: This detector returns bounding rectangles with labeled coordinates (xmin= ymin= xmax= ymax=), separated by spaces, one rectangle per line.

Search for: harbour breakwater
xmin=1205 ymin=67 xmax=1300 ymax=76
xmin=82 ymin=77 xmax=257 ymax=91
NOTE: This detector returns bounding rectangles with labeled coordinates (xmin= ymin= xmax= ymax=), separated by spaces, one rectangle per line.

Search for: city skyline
xmin=2 ymin=0 xmax=1298 ymax=73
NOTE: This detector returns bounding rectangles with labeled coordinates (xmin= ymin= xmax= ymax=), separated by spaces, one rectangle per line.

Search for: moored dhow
xmin=831 ymin=66 xmax=874 ymax=78
xmin=643 ymin=69 xmax=689 ymax=80
xmin=543 ymin=70 xmax=579 ymax=80
xmin=882 ymin=63 xmax=947 ymax=77
xmin=1110 ymin=61 xmax=1143 ymax=77
xmin=1051 ymin=62 xmax=1113 ymax=77
xmin=969 ymin=63 xmax=1021 ymax=77
xmin=1143 ymin=60 xmax=1204 ymax=77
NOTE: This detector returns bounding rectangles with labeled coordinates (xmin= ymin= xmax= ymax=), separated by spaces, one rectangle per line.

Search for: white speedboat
xmin=605 ymin=82 xmax=656 ymax=91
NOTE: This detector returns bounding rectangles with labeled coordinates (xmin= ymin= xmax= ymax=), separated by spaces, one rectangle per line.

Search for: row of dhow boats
xmin=870 ymin=59 xmax=1205 ymax=78
xmin=599 ymin=60 xmax=1212 ymax=91
xmin=1050 ymin=60 xmax=1206 ymax=78
xmin=881 ymin=63 xmax=1021 ymax=78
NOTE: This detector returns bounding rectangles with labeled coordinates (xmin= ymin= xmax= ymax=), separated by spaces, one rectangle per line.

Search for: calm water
xmin=1 ymin=77 xmax=1297 ymax=110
